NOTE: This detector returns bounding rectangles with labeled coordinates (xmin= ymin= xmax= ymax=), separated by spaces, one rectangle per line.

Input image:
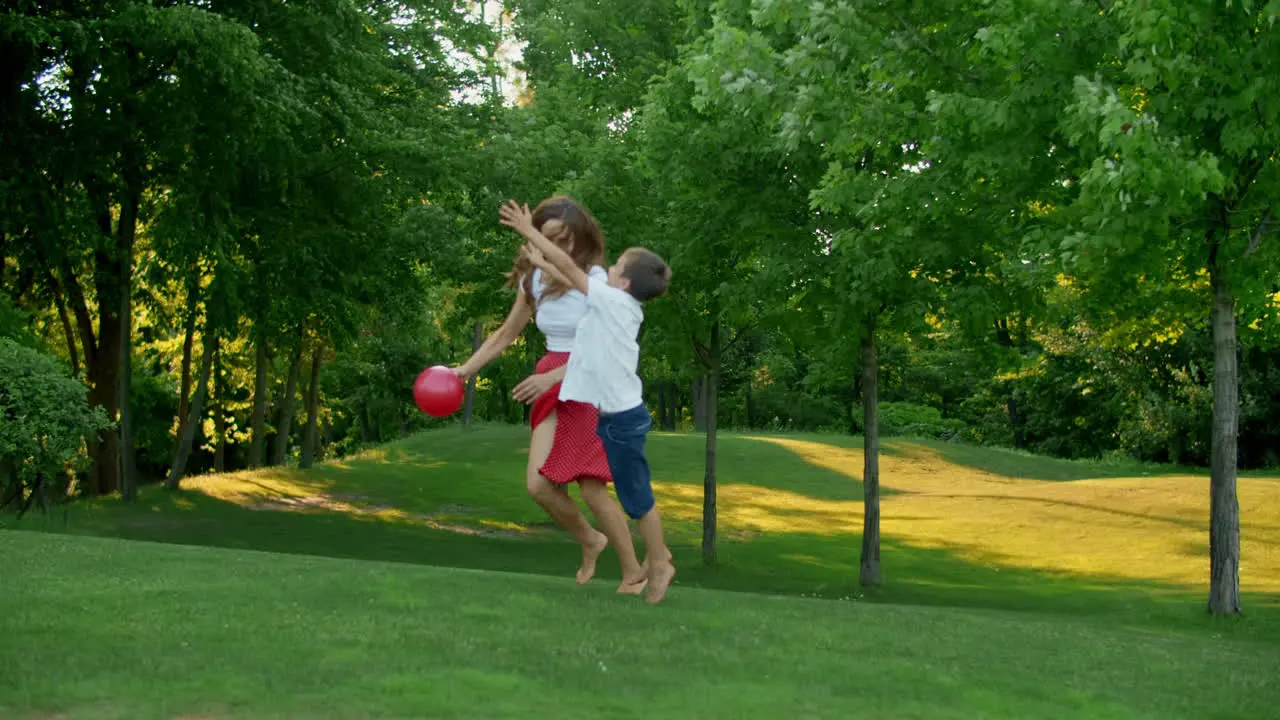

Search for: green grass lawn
xmin=4 ymin=425 xmax=1280 ymax=718
xmin=4 ymin=531 xmax=1278 ymax=720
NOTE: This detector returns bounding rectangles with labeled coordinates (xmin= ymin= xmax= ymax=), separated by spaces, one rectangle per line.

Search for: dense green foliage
xmin=0 ymin=339 xmax=110 ymax=513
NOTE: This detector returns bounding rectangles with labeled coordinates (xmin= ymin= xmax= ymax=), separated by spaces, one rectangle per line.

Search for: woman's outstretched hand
xmin=512 ymin=372 xmax=556 ymax=404
xmin=499 ymin=200 xmax=535 ymax=238
xmin=451 ymin=365 xmax=474 ymax=382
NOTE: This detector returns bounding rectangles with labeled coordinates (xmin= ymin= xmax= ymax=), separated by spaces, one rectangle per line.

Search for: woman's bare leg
xmin=578 ymin=479 xmax=647 ymax=593
xmin=527 ymin=411 xmax=608 ymax=583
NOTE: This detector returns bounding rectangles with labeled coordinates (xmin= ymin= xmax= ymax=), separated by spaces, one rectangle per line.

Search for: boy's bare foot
xmin=576 ymin=531 xmax=609 ymax=585
xmin=617 ymin=570 xmax=648 ymax=595
xmin=639 ymin=549 xmax=673 ymax=573
xmin=645 ymin=560 xmax=676 ymax=605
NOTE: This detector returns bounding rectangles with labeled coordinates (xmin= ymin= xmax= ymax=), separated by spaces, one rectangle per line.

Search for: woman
xmin=453 ymin=196 xmax=646 ymax=592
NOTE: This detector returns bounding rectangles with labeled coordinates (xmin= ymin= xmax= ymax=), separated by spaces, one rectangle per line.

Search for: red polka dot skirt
xmin=530 ymin=352 xmax=613 ymax=486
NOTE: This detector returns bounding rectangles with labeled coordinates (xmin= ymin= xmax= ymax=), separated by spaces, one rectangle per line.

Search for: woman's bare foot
xmin=645 ymin=560 xmax=677 ymax=604
xmin=576 ymin=530 xmax=609 ymax=585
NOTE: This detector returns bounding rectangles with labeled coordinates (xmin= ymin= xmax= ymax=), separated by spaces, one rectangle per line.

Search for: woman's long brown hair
xmin=504 ymin=195 xmax=606 ymax=306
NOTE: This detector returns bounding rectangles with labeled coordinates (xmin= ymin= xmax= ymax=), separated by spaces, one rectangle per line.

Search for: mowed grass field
xmin=5 ymin=425 xmax=1280 ymax=718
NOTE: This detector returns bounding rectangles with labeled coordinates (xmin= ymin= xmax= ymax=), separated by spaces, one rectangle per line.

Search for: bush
xmin=129 ymin=366 xmax=181 ymax=480
xmin=0 ymin=339 xmax=111 ymax=514
xmin=854 ymin=401 xmax=967 ymax=440
xmin=724 ymin=387 xmax=847 ymax=432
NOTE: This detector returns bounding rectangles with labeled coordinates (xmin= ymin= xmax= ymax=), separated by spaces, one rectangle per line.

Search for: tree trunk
xmin=86 ymin=210 xmax=128 ymax=496
xmin=249 ymin=337 xmax=269 ymax=468
xmin=463 ymin=321 xmax=482 ymax=428
xmin=61 ymin=258 xmax=97 ymax=368
xmin=1208 ymin=250 xmax=1241 ymax=615
xmin=271 ymin=335 xmax=305 ymax=466
xmin=212 ymin=338 xmax=226 ymax=473
xmin=660 ymin=381 xmax=670 ymax=430
xmin=847 ymin=385 xmax=859 ymax=436
xmin=702 ymin=321 xmax=721 ymax=566
xmin=175 ymin=279 xmax=200 ymax=451
xmin=117 ymin=244 xmax=137 ymax=502
xmin=299 ymin=344 xmax=324 ymax=469
xmin=95 ymin=68 xmax=144 ymax=497
xmin=693 ymin=375 xmax=708 ymax=432
xmin=860 ymin=313 xmax=882 ymax=587
xmin=166 ymin=330 xmax=215 ymax=490
xmin=499 ymin=380 xmax=512 ymax=421
xmin=1008 ymin=395 xmax=1024 ymax=449
xmin=47 ymin=270 xmax=80 ymax=376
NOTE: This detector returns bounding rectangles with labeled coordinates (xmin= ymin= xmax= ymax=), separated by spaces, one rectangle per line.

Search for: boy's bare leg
xmin=527 ymin=412 xmax=607 ymax=583
xmin=579 ymin=479 xmax=648 ymax=593
xmin=637 ymin=509 xmax=676 ymax=604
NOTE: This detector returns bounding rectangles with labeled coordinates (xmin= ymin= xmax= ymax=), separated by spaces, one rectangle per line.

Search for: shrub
xmin=854 ymin=401 xmax=967 ymax=440
xmin=725 ymin=387 xmax=847 ymax=432
xmin=0 ymin=339 xmax=111 ymax=514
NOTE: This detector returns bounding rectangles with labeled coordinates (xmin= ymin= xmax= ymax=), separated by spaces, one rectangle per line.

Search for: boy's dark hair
xmin=620 ymin=248 xmax=671 ymax=302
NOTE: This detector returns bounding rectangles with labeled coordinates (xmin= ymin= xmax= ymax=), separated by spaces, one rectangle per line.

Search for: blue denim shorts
xmin=597 ymin=404 xmax=654 ymax=520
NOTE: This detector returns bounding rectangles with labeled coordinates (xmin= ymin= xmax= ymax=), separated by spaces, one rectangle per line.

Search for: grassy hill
xmin=3 ymin=531 xmax=1278 ymax=720
xmin=4 ymin=425 xmax=1280 ymax=717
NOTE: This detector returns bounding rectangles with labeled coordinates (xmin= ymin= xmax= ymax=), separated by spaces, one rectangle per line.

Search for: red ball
xmin=413 ymin=365 xmax=464 ymax=417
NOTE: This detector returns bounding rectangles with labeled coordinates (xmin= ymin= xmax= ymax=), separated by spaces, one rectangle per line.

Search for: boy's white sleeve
xmin=586 ymin=276 xmax=632 ymax=320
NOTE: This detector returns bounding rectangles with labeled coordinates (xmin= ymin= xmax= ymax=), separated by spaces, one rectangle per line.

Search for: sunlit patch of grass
xmin=182 ymin=467 xmax=335 ymax=505
xmin=175 ymin=464 xmax=541 ymax=539
xmin=748 ymin=436 xmax=1280 ymax=592
xmin=656 ymin=482 xmax=860 ymax=538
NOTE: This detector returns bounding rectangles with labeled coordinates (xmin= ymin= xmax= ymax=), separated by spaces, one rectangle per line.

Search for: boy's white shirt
xmin=558 ymin=276 xmax=644 ymax=414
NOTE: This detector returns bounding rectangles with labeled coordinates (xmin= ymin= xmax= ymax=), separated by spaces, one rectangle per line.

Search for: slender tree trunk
xmin=463 ymin=321 xmax=481 ymax=428
xmin=693 ymin=376 xmax=708 ymax=432
xmin=860 ymin=313 xmax=881 ymax=587
xmin=299 ymin=344 xmax=324 ymax=469
xmin=499 ymin=380 xmax=511 ymax=421
xmin=1208 ymin=246 xmax=1241 ymax=615
xmin=660 ymin=381 xmax=670 ymax=430
xmin=46 ymin=270 xmax=80 ymax=376
xmin=86 ymin=209 xmax=126 ymax=496
xmin=61 ymin=258 xmax=97 ymax=366
xmin=1008 ymin=395 xmax=1024 ymax=449
xmin=212 ymin=338 xmax=226 ymax=473
xmin=702 ymin=321 xmax=721 ymax=566
xmin=271 ymin=335 xmax=305 ymax=466
xmin=116 ymin=174 xmax=140 ymax=499
xmin=175 ymin=280 xmax=200 ymax=449
xmin=167 ymin=329 xmax=215 ymax=490
xmin=117 ymin=241 xmax=137 ymax=502
xmin=249 ymin=337 xmax=269 ymax=468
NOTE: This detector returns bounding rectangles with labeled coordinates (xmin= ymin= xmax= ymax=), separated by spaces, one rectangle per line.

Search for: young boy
xmin=499 ymin=199 xmax=677 ymax=604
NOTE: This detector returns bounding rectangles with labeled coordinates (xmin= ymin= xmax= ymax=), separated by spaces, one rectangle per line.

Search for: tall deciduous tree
xmin=1052 ymin=1 xmax=1280 ymax=614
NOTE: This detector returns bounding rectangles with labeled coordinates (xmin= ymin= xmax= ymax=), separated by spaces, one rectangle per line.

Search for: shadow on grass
xmin=10 ymin=485 xmax=1278 ymax=642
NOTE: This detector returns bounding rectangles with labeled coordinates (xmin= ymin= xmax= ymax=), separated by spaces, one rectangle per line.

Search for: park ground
xmin=4 ymin=425 xmax=1280 ymax=719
